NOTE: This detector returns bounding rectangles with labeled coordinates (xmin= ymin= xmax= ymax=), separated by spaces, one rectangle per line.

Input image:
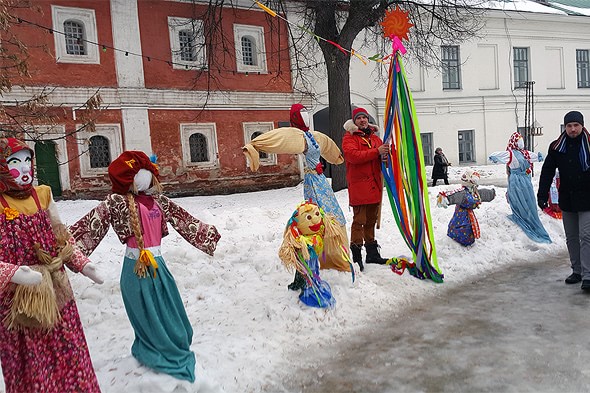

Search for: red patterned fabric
xmin=507 ymin=132 xmax=531 ymax=165
xmin=0 ymin=202 xmax=100 ymax=392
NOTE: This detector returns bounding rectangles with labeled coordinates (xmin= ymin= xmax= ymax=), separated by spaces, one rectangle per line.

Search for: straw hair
xmin=4 ymin=225 xmax=74 ymax=331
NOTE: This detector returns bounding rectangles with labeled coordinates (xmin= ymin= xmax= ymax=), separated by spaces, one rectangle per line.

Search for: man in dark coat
xmin=538 ymin=110 xmax=590 ymax=291
xmin=432 ymin=147 xmax=451 ymax=186
xmin=342 ymin=107 xmax=390 ymax=270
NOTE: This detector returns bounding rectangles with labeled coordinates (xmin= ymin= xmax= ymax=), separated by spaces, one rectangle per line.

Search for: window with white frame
xmin=513 ymin=47 xmax=529 ymax=89
xmin=577 ymin=49 xmax=590 ymax=88
xmin=180 ymin=123 xmax=219 ymax=168
xmin=421 ymin=132 xmax=433 ymax=166
xmin=77 ymin=124 xmax=122 ymax=177
xmin=441 ymin=45 xmax=461 ymax=90
xmin=234 ymin=24 xmax=267 ymax=73
xmin=168 ymin=17 xmax=206 ymax=70
xmin=51 ymin=6 xmax=99 ymax=64
xmin=243 ymin=122 xmax=276 ymax=166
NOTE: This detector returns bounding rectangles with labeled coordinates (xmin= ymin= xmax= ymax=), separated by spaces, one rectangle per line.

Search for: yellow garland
xmin=3 ymin=207 xmax=19 ymax=220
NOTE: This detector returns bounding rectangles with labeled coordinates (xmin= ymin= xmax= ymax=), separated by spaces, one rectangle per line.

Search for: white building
xmin=303 ymin=0 xmax=590 ymax=166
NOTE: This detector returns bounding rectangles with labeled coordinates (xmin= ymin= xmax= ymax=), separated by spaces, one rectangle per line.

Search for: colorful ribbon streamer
xmin=381 ymin=48 xmax=444 ymax=283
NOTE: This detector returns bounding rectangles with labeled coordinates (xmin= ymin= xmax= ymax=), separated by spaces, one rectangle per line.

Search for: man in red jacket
xmin=342 ymin=107 xmax=390 ymax=271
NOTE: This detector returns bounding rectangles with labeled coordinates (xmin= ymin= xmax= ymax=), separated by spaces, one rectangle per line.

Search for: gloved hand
xmin=81 ymin=263 xmax=104 ymax=284
xmin=537 ymin=198 xmax=548 ymax=210
xmin=11 ymin=266 xmax=42 ymax=285
xmin=538 ymin=152 xmax=544 ymax=162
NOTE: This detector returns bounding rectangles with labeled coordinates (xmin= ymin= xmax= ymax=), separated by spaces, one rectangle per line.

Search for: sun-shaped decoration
xmin=381 ymin=6 xmax=413 ymax=41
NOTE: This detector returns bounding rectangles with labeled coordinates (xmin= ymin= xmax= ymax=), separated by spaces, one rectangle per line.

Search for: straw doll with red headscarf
xmin=489 ymin=132 xmax=551 ymax=243
xmin=0 ymin=137 xmax=102 ymax=393
xmin=243 ymin=104 xmax=353 ymax=290
xmin=69 ymin=151 xmax=221 ymax=383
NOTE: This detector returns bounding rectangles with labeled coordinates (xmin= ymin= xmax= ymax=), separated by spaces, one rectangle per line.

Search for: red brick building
xmin=6 ymin=0 xmax=308 ymax=198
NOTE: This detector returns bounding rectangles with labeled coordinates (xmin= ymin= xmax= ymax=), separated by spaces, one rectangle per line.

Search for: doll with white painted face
xmin=278 ymin=201 xmax=344 ymax=308
xmin=0 ymin=137 xmax=102 ymax=393
xmin=70 ymin=151 xmax=221 ymax=383
xmin=489 ymin=132 xmax=551 ymax=243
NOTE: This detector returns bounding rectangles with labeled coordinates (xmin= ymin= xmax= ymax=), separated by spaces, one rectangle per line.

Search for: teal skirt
xmin=121 ymin=255 xmax=196 ymax=382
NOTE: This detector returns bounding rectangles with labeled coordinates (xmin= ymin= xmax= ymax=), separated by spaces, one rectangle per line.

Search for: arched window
xmin=64 ymin=20 xmax=86 ymax=55
xmin=189 ymin=133 xmax=209 ymax=162
xmin=241 ymin=36 xmax=256 ymax=66
xmin=89 ymin=135 xmax=111 ymax=168
xmin=179 ymin=29 xmax=197 ymax=62
xmin=251 ymin=131 xmax=268 ymax=159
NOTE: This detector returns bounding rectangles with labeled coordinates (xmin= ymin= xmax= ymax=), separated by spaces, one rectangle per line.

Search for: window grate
xmin=241 ymin=36 xmax=255 ymax=66
xmin=89 ymin=135 xmax=111 ymax=168
xmin=189 ymin=133 xmax=209 ymax=162
xmin=577 ymin=49 xmax=590 ymax=88
xmin=179 ymin=30 xmax=197 ymax=62
xmin=64 ymin=20 xmax=86 ymax=55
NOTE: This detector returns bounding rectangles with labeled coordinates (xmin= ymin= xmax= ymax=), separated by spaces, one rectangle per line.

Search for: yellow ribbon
xmin=136 ymin=249 xmax=159 ymax=278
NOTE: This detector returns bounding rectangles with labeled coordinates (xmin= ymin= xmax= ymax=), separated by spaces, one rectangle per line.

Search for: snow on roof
xmin=483 ymin=0 xmax=568 ymax=14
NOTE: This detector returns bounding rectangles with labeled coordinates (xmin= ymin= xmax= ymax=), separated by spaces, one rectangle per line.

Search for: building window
xmin=168 ymin=17 xmax=206 ymax=70
xmin=64 ymin=20 xmax=86 ymax=55
xmin=243 ymin=122 xmax=276 ymax=166
xmin=180 ymin=124 xmax=218 ymax=168
xmin=77 ymin=124 xmax=123 ymax=177
xmin=577 ymin=49 xmax=590 ymax=88
xmin=513 ymin=47 xmax=529 ymax=89
xmin=441 ymin=46 xmax=461 ymax=90
xmin=421 ymin=133 xmax=433 ymax=166
xmin=234 ymin=24 xmax=267 ymax=74
xmin=458 ymin=130 xmax=475 ymax=163
xmin=51 ymin=6 xmax=99 ymax=64
xmin=189 ymin=133 xmax=209 ymax=162
xmin=88 ymin=135 xmax=111 ymax=168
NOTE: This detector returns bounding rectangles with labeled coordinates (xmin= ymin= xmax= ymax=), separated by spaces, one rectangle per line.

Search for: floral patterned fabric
xmin=0 ymin=189 xmax=100 ymax=393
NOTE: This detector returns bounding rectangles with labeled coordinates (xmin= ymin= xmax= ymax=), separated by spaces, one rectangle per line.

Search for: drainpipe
xmin=482 ymin=96 xmax=488 ymax=164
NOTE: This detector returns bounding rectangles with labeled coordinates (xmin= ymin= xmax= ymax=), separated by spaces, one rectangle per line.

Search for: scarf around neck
xmin=551 ymin=128 xmax=590 ymax=171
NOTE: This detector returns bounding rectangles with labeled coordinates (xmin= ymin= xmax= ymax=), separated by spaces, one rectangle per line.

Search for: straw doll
xmin=489 ymin=131 xmax=551 ymax=243
xmin=0 ymin=137 xmax=102 ymax=393
xmin=437 ymin=170 xmax=496 ymax=246
xmin=243 ymin=104 xmax=352 ymax=289
xmin=278 ymin=200 xmax=347 ymax=308
xmin=69 ymin=151 xmax=221 ymax=382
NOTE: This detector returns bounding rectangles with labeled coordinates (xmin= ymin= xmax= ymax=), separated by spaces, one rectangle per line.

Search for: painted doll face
xmin=7 ymin=149 xmax=33 ymax=186
xmin=296 ymin=203 xmax=323 ymax=236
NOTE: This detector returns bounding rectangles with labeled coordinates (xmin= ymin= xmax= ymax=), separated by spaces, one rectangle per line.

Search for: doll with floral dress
xmin=0 ymin=137 xmax=102 ymax=393
xmin=69 ymin=151 xmax=221 ymax=382
xmin=437 ymin=170 xmax=496 ymax=246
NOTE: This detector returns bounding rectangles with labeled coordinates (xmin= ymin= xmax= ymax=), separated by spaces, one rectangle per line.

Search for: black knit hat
xmin=564 ymin=111 xmax=584 ymax=126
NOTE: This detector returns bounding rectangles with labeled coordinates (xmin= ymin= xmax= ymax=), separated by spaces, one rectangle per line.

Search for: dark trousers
xmin=350 ymin=203 xmax=380 ymax=245
xmin=432 ymin=177 xmax=449 ymax=187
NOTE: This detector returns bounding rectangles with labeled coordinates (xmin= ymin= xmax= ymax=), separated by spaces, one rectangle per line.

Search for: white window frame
xmin=76 ymin=124 xmax=123 ymax=178
xmin=51 ymin=5 xmax=99 ymax=64
xmin=180 ymin=123 xmax=219 ymax=169
xmin=168 ymin=17 xmax=206 ymax=70
xmin=233 ymin=24 xmax=267 ymax=74
xmin=243 ymin=122 xmax=276 ymax=167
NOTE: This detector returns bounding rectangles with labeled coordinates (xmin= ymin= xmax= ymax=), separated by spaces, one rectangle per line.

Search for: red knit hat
xmin=108 ymin=151 xmax=159 ymax=194
xmin=352 ymin=107 xmax=369 ymax=121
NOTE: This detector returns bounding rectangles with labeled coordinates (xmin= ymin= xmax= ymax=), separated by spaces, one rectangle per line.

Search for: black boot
xmin=365 ymin=241 xmax=389 ymax=265
xmin=350 ymin=243 xmax=364 ymax=272
xmin=288 ymin=271 xmax=306 ymax=291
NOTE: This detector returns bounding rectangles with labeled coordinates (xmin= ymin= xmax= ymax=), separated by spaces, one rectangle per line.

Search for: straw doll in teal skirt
xmin=70 ymin=151 xmax=221 ymax=382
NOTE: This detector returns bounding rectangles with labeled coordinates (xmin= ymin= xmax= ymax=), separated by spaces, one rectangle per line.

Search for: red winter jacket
xmin=342 ymin=119 xmax=384 ymax=206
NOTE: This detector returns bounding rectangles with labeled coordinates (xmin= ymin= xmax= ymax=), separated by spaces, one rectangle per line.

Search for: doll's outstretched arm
xmin=158 ymin=195 xmax=221 ymax=256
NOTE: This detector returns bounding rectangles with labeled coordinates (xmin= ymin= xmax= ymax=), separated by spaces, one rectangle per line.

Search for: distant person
xmin=489 ymin=132 xmax=551 ymax=243
xmin=431 ymin=147 xmax=451 ymax=186
xmin=343 ymin=107 xmax=391 ymax=269
xmin=538 ymin=110 xmax=590 ymax=291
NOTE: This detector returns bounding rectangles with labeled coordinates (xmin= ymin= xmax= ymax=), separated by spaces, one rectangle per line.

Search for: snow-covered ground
xmin=0 ymin=163 xmax=567 ymax=392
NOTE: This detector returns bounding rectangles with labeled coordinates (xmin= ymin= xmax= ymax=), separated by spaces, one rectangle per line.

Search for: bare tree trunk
xmin=325 ymin=58 xmax=351 ymax=192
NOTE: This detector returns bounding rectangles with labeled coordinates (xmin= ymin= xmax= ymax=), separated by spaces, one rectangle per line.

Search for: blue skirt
xmin=121 ymin=255 xmax=196 ymax=382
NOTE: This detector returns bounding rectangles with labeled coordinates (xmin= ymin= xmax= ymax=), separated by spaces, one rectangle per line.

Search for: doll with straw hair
xmin=278 ymin=200 xmax=347 ymax=308
xmin=70 ymin=151 xmax=221 ymax=383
